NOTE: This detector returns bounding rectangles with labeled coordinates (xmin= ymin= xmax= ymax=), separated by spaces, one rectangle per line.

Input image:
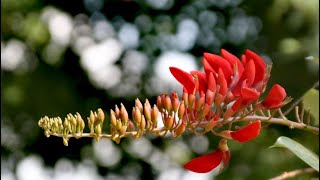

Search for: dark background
xmin=1 ymin=0 xmax=319 ymax=179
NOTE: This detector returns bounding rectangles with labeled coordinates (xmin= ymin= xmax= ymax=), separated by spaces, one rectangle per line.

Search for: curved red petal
xmin=231 ymin=97 xmax=243 ymax=111
xmin=262 ymin=84 xmax=287 ymax=109
xmin=230 ymin=120 xmax=261 ymax=143
xmin=204 ymin=53 xmax=233 ymax=84
xmin=245 ymin=49 xmax=266 ymax=85
xmin=217 ymin=68 xmax=228 ymax=96
xmin=208 ymin=72 xmax=216 ymax=92
xmin=232 ymin=60 xmax=255 ymax=96
xmin=169 ymin=67 xmax=195 ymax=94
xmin=221 ymin=49 xmax=244 ymax=76
xmin=184 ymin=150 xmax=223 ymax=173
xmin=240 ymin=87 xmax=260 ymax=105
xmin=203 ymin=58 xmax=216 ymax=77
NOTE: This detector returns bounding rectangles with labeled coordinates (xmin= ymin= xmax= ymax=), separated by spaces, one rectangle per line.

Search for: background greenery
xmin=1 ymin=0 xmax=319 ymax=179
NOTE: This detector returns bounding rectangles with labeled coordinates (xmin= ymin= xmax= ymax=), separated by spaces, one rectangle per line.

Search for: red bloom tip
xmin=240 ymin=87 xmax=260 ymax=105
xmin=204 ymin=52 xmax=233 ymax=84
xmin=202 ymin=58 xmax=216 ymax=77
xmin=230 ymin=120 xmax=261 ymax=143
xmin=169 ymin=67 xmax=195 ymax=94
xmin=221 ymin=49 xmax=244 ymax=76
xmin=245 ymin=49 xmax=266 ymax=85
xmin=217 ymin=68 xmax=228 ymax=96
xmin=208 ymin=72 xmax=216 ymax=92
xmin=262 ymin=84 xmax=287 ymax=109
xmin=184 ymin=150 xmax=223 ymax=173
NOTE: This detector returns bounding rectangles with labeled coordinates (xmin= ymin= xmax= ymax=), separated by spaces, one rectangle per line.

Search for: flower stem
xmin=269 ymin=167 xmax=316 ymax=180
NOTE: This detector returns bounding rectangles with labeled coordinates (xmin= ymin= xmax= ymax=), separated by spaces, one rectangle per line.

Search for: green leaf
xmin=303 ymin=88 xmax=319 ymax=125
xmin=270 ymin=136 xmax=319 ymax=172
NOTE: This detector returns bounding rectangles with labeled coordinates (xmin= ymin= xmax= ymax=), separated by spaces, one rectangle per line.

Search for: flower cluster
xmin=38 ymin=49 xmax=294 ymax=175
xmin=169 ymin=49 xmax=290 ymax=173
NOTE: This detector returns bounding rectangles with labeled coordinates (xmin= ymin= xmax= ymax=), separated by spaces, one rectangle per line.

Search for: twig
xmin=283 ymin=81 xmax=319 ymax=116
xmin=269 ymin=167 xmax=316 ymax=180
xmin=295 ymin=106 xmax=301 ymax=123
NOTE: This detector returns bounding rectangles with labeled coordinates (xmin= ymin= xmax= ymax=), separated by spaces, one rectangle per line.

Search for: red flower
xmin=169 ymin=67 xmax=195 ymax=94
xmin=261 ymin=84 xmax=287 ymax=109
xmin=184 ymin=139 xmax=230 ymax=173
xmin=230 ymin=120 xmax=261 ymax=143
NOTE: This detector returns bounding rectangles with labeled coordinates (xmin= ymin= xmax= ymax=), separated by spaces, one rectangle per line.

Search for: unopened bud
xmin=128 ymin=120 xmax=135 ymax=131
xmin=97 ymin=108 xmax=105 ymax=123
xmin=175 ymin=120 xmax=186 ymax=137
xmin=119 ymin=125 xmax=127 ymax=135
xmin=225 ymin=91 xmax=235 ymax=103
xmin=171 ymin=92 xmax=180 ymax=112
xmin=218 ymin=139 xmax=229 ymax=152
xmin=151 ymin=105 xmax=159 ymax=125
xmin=115 ymin=105 xmax=120 ymax=119
xmin=120 ymin=103 xmax=128 ymax=125
xmin=178 ymin=102 xmax=185 ymax=119
xmin=144 ymin=101 xmax=152 ymax=121
xmin=110 ymin=110 xmax=117 ymax=127
xmin=164 ymin=95 xmax=172 ymax=112
xmin=188 ymin=94 xmax=195 ymax=108
xmin=182 ymin=92 xmax=188 ymax=106
xmin=135 ymin=98 xmax=143 ymax=113
xmin=156 ymin=96 xmax=163 ymax=111
xmin=140 ymin=116 xmax=146 ymax=130
xmin=89 ymin=111 xmax=95 ymax=125
xmin=200 ymin=104 xmax=211 ymax=118
xmin=196 ymin=96 xmax=205 ymax=111
xmin=95 ymin=124 xmax=102 ymax=138
xmin=205 ymin=89 xmax=215 ymax=105
xmin=70 ymin=115 xmax=77 ymax=127
xmin=164 ymin=116 xmax=174 ymax=129
xmin=116 ymin=120 xmax=122 ymax=131
xmin=133 ymin=107 xmax=142 ymax=124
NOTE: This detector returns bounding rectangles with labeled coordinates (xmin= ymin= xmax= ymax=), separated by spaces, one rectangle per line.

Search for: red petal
xmin=232 ymin=60 xmax=256 ymax=96
xmin=169 ymin=67 xmax=195 ymax=94
xmin=221 ymin=49 xmax=244 ymax=76
xmin=184 ymin=150 xmax=223 ymax=173
xmin=217 ymin=68 xmax=228 ymax=96
xmin=262 ymin=84 xmax=287 ymax=109
xmin=203 ymin=58 xmax=216 ymax=77
xmin=204 ymin=53 xmax=233 ymax=84
xmin=241 ymin=54 xmax=247 ymax=66
xmin=208 ymin=72 xmax=216 ymax=92
xmin=245 ymin=49 xmax=266 ymax=85
xmin=231 ymin=98 xmax=243 ymax=111
xmin=240 ymin=87 xmax=260 ymax=105
xmin=230 ymin=120 xmax=261 ymax=143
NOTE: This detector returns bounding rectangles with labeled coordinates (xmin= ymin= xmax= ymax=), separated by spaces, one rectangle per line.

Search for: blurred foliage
xmin=1 ymin=0 xmax=319 ymax=179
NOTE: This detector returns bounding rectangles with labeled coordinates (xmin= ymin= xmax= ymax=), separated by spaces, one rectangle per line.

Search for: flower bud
xmin=178 ymin=101 xmax=185 ymax=119
xmin=164 ymin=95 xmax=172 ymax=112
xmin=97 ymin=108 xmax=105 ymax=123
xmin=120 ymin=103 xmax=128 ymax=125
xmin=200 ymin=104 xmax=211 ymax=118
xmin=205 ymin=89 xmax=215 ymax=105
xmin=156 ymin=96 xmax=163 ymax=111
xmin=119 ymin=125 xmax=127 ymax=135
xmin=140 ymin=116 xmax=146 ymax=130
xmin=175 ymin=119 xmax=186 ymax=137
xmin=115 ymin=105 xmax=120 ymax=119
xmin=164 ymin=116 xmax=174 ymax=129
xmin=89 ymin=110 xmax=95 ymax=126
xmin=133 ymin=107 xmax=142 ymax=124
xmin=110 ymin=110 xmax=117 ymax=127
xmin=196 ymin=96 xmax=205 ymax=111
xmin=151 ymin=105 xmax=159 ymax=125
xmin=188 ymin=94 xmax=195 ymax=108
xmin=128 ymin=120 xmax=135 ymax=131
xmin=171 ymin=92 xmax=180 ymax=112
xmin=135 ymin=98 xmax=143 ymax=113
xmin=116 ymin=120 xmax=122 ymax=131
xmin=144 ymin=101 xmax=152 ymax=122
xmin=182 ymin=92 xmax=188 ymax=106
